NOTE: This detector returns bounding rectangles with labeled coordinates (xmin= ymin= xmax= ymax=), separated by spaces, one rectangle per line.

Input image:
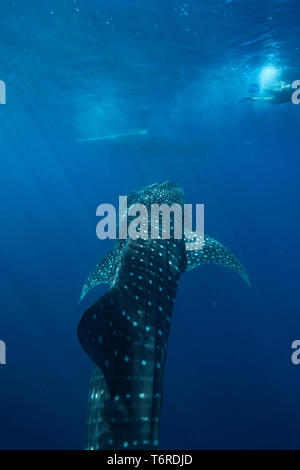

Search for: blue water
xmin=0 ymin=0 xmax=300 ymax=450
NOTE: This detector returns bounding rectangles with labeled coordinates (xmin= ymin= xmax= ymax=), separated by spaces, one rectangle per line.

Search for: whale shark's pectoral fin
xmin=184 ymin=234 xmax=250 ymax=286
xmin=79 ymin=241 xmax=126 ymax=303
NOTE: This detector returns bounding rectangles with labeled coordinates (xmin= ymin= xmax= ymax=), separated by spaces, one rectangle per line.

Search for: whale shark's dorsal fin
xmin=79 ymin=240 xmax=127 ymax=302
xmin=184 ymin=234 xmax=250 ymax=286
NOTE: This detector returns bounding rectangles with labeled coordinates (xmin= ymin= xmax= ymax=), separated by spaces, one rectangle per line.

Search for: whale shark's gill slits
xmin=185 ymin=234 xmax=250 ymax=286
xmin=77 ymin=237 xmax=185 ymax=450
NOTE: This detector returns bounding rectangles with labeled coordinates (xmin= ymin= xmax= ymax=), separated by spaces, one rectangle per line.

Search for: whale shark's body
xmin=77 ymin=182 xmax=249 ymax=450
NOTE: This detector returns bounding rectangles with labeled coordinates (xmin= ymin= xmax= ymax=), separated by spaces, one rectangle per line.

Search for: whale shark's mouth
xmin=127 ymin=181 xmax=185 ymax=209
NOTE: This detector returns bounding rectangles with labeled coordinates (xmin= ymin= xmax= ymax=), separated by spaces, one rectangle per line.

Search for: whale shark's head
xmin=127 ymin=181 xmax=185 ymax=209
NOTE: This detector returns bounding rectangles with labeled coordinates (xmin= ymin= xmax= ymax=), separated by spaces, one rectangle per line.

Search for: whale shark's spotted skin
xmin=77 ymin=182 xmax=249 ymax=450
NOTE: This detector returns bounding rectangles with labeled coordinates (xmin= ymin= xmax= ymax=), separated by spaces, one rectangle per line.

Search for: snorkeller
xmin=239 ymin=81 xmax=293 ymax=105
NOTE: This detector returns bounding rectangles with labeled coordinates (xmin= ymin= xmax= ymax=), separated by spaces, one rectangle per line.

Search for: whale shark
xmin=77 ymin=181 xmax=250 ymax=450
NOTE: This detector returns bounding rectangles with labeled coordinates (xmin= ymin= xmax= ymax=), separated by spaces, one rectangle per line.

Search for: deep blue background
xmin=0 ymin=0 xmax=300 ymax=449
